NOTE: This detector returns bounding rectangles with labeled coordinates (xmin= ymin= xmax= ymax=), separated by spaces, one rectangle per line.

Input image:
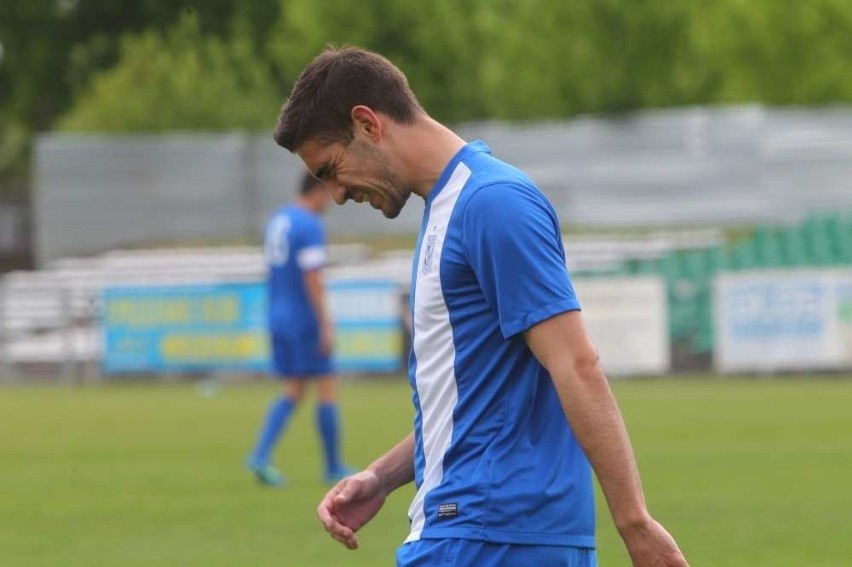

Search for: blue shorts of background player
xmin=396 ymin=539 xmax=597 ymax=567
xmin=271 ymin=331 xmax=334 ymax=377
xmin=245 ymin=330 xmax=352 ymax=487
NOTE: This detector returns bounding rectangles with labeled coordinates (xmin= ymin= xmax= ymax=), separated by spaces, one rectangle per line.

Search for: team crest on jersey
xmin=422 ymin=234 xmax=438 ymax=275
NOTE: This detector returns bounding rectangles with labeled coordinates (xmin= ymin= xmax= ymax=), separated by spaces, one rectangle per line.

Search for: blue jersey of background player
xmin=246 ymin=172 xmax=353 ymax=487
xmin=276 ymin=48 xmax=689 ymax=567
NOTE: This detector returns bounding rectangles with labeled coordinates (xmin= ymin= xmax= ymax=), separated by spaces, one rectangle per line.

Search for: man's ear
xmin=351 ymin=105 xmax=382 ymax=142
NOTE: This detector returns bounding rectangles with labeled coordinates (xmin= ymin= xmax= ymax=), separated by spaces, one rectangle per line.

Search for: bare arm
xmin=525 ymin=310 xmax=688 ymax=567
xmin=303 ymin=268 xmax=333 ymax=354
xmin=317 ymin=432 xmax=415 ymax=549
xmin=367 ymin=431 xmax=416 ymax=493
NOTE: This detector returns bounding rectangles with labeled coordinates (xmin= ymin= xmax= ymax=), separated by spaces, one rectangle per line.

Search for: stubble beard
xmin=380 ymin=175 xmax=414 ymax=219
xmin=350 ymin=139 xmax=413 ymax=219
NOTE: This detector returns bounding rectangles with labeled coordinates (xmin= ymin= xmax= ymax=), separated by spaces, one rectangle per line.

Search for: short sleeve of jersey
xmin=463 ymin=182 xmax=580 ymax=339
xmin=296 ymin=216 xmax=327 ymax=271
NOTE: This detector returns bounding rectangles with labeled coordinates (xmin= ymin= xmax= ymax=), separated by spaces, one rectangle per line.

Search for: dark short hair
xmin=274 ymin=46 xmax=424 ymax=152
xmin=299 ymin=171 xmax=324 ymax=195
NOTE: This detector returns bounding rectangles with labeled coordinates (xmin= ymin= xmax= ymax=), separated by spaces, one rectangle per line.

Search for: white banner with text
xmin=714 ymin=270 xmax=852 ymax=373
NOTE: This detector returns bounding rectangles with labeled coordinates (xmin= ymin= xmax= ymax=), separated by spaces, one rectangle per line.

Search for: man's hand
xmin=316 ymin=470 xmax=387 ymax=550
xmin=621 ymin=514 xmax=690 ymax=567
xmin=319 ymin=319 xmax=334 ymax=356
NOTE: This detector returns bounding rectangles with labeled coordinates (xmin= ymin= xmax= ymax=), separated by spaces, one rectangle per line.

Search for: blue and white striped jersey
xmin=406 ymin=141 xmax=595 ymax=548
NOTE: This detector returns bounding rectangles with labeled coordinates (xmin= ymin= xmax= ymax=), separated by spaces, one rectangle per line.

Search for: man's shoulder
xmin=460 ymin=166 xmax=549 ymax=219
xmin=465 ymin=149 xmax=530 ymax=182
xmin=460 ymin=150 xmax=539 ymax=199
xmin=271 ymin=204 xmax=322 ymax=230
xmin=451 ymin=159 xmax=558 ymax=248
xmin=267 ymin=204 xmax=293 ymax=224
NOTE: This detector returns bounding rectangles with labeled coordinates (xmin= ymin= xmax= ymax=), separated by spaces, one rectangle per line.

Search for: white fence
xmin=35 ymin=105 xmax=852 ymax=265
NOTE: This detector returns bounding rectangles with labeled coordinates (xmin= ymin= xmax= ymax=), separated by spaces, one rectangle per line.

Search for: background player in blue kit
xmin=273 ymin=47 xmax=690 ymax=566
xmin=246 ymin=173 xmax=352 ymax=487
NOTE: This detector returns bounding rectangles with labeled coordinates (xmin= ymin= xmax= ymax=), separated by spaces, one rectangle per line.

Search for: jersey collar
xmin=425 ymin=140 xmax=491 ymax=207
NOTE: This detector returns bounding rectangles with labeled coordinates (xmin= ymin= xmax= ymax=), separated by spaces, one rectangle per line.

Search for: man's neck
xmin=392 ymin=116 xmax=467 ymax=200
xmin=295 ymin=196 xmax=319 ymax=213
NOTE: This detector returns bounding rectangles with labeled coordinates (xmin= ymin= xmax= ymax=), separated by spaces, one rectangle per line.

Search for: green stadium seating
xmin=730 ymin=238 xmax=760 ymax=270
xmin=800 ymin=214 xmax=836 ymax=266
xmin=780 ymin=226 xmax=809 ymax=266
xmin=579 ymin=211 xmax=850 ymax=362
xmin=840 ymin=214 xmax=852 ymax=263
xmin=751 ymin=226 xmax=784 ymax=267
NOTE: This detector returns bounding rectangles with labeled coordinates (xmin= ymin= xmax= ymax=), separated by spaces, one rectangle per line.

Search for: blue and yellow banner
xmin=328 ymin=279 xmax=404 ymax=372
xmin=102 ymin=282 xmax=269 ymax=372
xmin=101 ymin=279 xmax=403 ymax=374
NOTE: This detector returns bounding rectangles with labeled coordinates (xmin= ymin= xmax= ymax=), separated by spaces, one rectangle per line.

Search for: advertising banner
xmin=102 ymin=282 xmax=268 ymax=373
xmin=327 ymin=279 xmax=404 ymax=373
xmin=714 ymin=270 xmax=852 ymax=373
xmin=102 ymin=279 xmax=403 ymax=374
xmin=573 ymin=276 xmax=670 ymax=376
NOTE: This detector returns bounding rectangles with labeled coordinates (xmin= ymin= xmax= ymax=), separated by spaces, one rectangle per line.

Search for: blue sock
xmin=317 ymin=403 xmax=342 ymax=474
xmin=249 ymin=397 xmax=295 ymax=466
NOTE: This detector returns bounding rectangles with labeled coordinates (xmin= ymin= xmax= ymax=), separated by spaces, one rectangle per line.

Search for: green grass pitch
xmin=1 ymin=375 xmax=851 ymax=566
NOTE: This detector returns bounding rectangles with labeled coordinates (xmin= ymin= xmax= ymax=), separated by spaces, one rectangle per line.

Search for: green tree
xmin=60 ymin=13 xmax=280 ymax=131
xmin=4 ymin=0 xmax=852 ymax=141
xmin=0 ymin=0 xmax=280 ymax=198
xmin=690 ymin=0 xmax=852 ymax=104
xmin=45 ymin=0 xmax=852 ymax=132
xmin=477 ymin=0 xmax=708 ymax=119
xmin=265 ymin=0 xmax=490 ymax=122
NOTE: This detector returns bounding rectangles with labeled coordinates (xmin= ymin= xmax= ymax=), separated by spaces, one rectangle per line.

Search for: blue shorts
xmin=396 ymin=538 xmax=597 ymax=567
xmin=270 ymin=331 xmax=333 ymax=378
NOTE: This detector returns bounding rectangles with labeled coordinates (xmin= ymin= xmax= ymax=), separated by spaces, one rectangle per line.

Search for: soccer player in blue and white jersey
xmin=273 ymin=47 xmax=690 ymax=567
xmin=246 ymin=173 xmax=352 ymax=487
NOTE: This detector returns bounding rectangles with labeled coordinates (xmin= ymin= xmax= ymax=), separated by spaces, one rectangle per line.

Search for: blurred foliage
xmin=3 ymin=0 xmax=852 ymax=198
xmin=266 ymin=0 xmax=491 ymax=123
xmin=0 ymin=0 xmax=278 ymax=198
xmin=60 ymin=12 xmax=280 ymax=131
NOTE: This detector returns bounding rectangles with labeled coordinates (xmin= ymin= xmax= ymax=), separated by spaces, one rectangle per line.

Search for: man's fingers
xmin=317 ymin=493 xmax=359 ymax=549
xmin=317 ymin=497 xmax=348 ymax=533
xmin=317 ymin=498 xmax=333 ymax=521
xmin=326 ymin=522 xmax=357 ymax=549
xmin=333 ymin=477 xmax=361 ymax=502
xmin=317 ymin=473 xmax=373 ymax=550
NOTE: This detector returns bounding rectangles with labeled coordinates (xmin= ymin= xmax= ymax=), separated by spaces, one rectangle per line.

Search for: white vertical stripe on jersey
xmin=405 ymin=163 xmax=471 ymax=543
